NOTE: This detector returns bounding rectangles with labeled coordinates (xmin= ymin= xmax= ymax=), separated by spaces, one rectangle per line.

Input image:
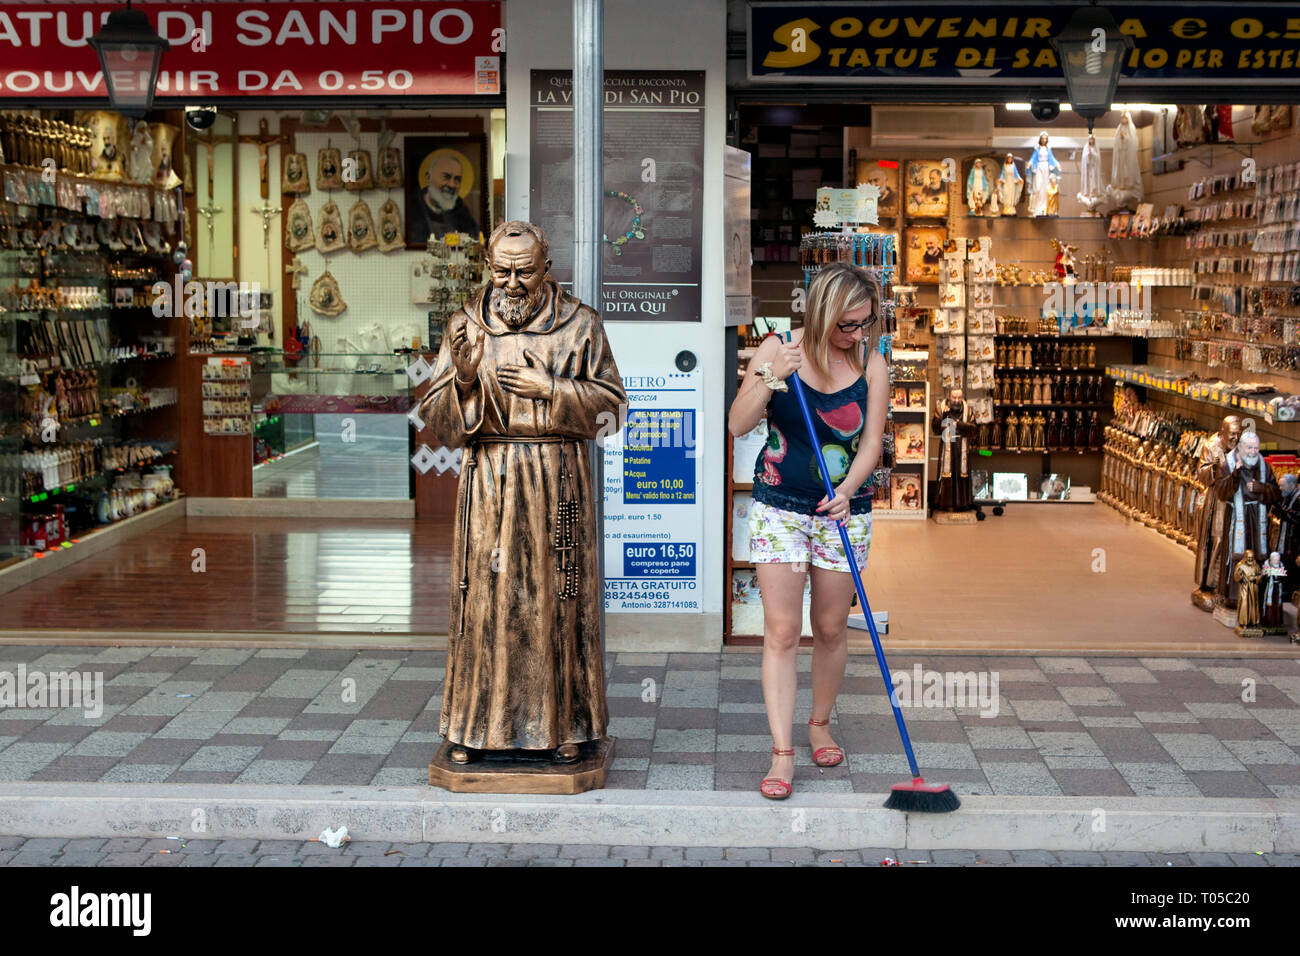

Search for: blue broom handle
xmin=781 ymin=332 xmax=920 ymax=779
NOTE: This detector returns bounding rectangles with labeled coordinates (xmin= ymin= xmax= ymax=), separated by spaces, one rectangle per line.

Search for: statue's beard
xmin=491 ymin=286 xmax=545 ymax=329
xmin=1243 ymin=453 xmax=1260 ymax=468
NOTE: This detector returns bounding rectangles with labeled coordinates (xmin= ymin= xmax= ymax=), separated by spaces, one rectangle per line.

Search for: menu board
xmin=530 ymin=69 xmax=705 ymax=322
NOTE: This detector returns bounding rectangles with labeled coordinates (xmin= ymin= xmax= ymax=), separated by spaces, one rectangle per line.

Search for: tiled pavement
xmin=0 ymin=646 xmax=1299 ymax=797
xmin=1 ymin=835 xmax=1296 ymax=866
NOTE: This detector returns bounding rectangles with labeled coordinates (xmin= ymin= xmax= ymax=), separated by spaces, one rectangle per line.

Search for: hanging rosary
xmin=602 ymin=189 xmax=645 ymax=255
xmin=553 ymin=459 xmax=580 ymax=599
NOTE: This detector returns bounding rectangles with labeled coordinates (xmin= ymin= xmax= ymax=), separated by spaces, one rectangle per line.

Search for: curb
xmin=0 ymin=784 xmax=1296 ymax=853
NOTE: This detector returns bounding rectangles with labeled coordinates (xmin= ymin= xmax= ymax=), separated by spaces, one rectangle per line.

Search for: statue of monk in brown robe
xmin=417 ymin=220 xmax=627 ymax=765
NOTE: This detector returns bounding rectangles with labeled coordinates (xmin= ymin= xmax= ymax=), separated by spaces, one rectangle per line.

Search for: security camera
xmin=1030 ymin=99 xmax=1061 ymax=122
xmin=184 ymin=106 xmax=218 ymax=131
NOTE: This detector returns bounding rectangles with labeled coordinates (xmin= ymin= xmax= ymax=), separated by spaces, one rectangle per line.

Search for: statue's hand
xmin=498 ymin=349 xmax=553 ymax=400
xmin=451 ymin=316 xmax=483 ymax=384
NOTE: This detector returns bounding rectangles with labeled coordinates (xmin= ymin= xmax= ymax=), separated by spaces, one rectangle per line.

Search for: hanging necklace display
xmin=282 ymin=151 xmax=310 ymax=195
xmin=286 ymin=198 xmax=315 ymax=252
xmin=316 ymin=200 xmax=345 ymax=253
xmin=376 ymin=198 xmax=403 ymax=253
xmin=309 ymin=271 xmax=347 ymax=316
xmin=376 ymin=147 xmax=403 ymax=188
xmin=317 ymin=145 xmax=343 ymax=190
xmin=344 ymin=149 xmax=374 ymax=190
xmin=602 ymin=189 xmax=645 ymax=255
xmin=347 ymin=198 xmax=378 ymax=252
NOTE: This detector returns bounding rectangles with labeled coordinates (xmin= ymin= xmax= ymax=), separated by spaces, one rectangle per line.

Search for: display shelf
xmin=994 ymin=402 xmax=1108 ymax=409
xmin=1150 ymin=141 xmax=1258 ymax=168
xmin=994 ymin=365 xmax=1101 ymax=372
xmin=1106 ymin=364 xmax=1286 ymax=421
xmin=21 ymin=451 xmax=174 ymax=502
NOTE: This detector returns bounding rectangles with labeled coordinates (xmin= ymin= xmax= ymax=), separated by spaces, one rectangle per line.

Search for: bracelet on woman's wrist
xmin=755 ymin=361 xmax=788 ymax=392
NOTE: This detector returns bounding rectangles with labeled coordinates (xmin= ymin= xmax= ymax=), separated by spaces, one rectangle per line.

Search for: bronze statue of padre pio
xmin=417 ymin=220 xmax=626 ymax=789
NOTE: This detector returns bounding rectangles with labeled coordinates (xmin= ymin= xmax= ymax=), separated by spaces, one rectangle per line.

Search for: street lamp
xmin=1050 ymin=4 xmax=1134 ymax=132
xmin=88 ymin=1 xmax=170 ymax=114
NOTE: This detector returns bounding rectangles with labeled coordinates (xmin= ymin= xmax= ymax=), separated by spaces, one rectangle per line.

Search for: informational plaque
xmin=530 ymin=69 xmax=705 ymax=322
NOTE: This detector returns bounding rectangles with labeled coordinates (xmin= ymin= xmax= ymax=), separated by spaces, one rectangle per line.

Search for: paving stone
xmin=1099 ymin=851 xmax=1150 ymax=866
xmin=684 ymin=846 xmax=726 ymax=860
xmin=508 ymin=843 xmax=560 ymax=859
xmin=932 ymin=849 xmax=979 ymax=864
xmin=426 ymin=843 xmax=470 ymax=858
xmin=771 ymin=847 xmax=816 ymax=862
xmin=214 ymin=839 xmax=260 ymax=854
xmin=816 ymin=850 xmax=862 ymax=863
xmin=1011 ymin=850 xmax=1058 ymax=864
xmin=1227 ymin=853 xmax=1270 ymax=867
xmin=560 ymin=844 xmax=611 ymax=859
xmin=608 ymin=845 xmax=650 ymax=859
xmin=102 ymin=837 xmax=147 ymax=852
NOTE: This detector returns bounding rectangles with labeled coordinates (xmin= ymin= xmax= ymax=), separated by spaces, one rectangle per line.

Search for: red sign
xmin=0 ymin=1 xmax=503 ymax=99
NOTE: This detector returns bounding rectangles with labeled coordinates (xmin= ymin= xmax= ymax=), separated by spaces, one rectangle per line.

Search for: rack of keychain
xmin=797 ymin=230 xmax=899 ymax=508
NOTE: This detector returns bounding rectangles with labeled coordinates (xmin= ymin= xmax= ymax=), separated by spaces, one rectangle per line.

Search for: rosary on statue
xmin=554 ymin=459 xmax=580 ymax=599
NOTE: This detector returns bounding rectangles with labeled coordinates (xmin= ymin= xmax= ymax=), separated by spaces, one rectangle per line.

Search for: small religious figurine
xmin=1004 ymin=411 xmax=1020 ymax=451
xmin=1076 ymin=132 xmax=1105 ymax=215
xmin=966 ymin=158 xmax=992 ymax=217
xmin=1026 ymin=131 xmax=1060 ymax=218
xmin=1108 ymin=109 xmax=1143 ymax=209
xmin=418 ymin=220 xmax=627 ymax=780
xmin=931 ymin=387 xmax=978 ymax=512
xmin=1233 ymin=550 xmax=1263 ymax=631
xmin=997 ymin=153 xmax=1023 ymax=216
xmin=1212 ymin=430 xmax=1280 ymax=612
xmin=1030 ymin=411 xmax=1047 ymax=452
xmin=1192 ymin=415 xmax=1242 ymax=611
xmin=1261 ymin=551 xmax=1288 ymax=631
xmin=1046 ymin=170 xmax=1060 ymax=216
xmin=1274 ymin=473 xmax=1300 ymax=602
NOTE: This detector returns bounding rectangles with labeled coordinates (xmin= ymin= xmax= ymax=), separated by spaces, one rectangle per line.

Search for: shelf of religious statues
xmin=1105 ymin=364 xmax=1292 ymax=423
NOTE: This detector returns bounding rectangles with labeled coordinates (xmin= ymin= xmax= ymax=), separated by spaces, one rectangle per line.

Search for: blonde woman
xmin=728 ymin=263 xmax=889 ymax=799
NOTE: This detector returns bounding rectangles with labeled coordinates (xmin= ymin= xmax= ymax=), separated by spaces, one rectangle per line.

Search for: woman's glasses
xmin=836 ymin=316 xmax=876 ymax=333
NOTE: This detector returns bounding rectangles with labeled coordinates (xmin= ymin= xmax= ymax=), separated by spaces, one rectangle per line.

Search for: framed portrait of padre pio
xmin=855 ymin=159 xmax=899 ymax=219
xmin=904 ymin=159 xmax=950 ymax=219
xmin=903 ymin=224 xmax=947 ymax=285
xmin=404 ymin=135 xmax=487 ymax=249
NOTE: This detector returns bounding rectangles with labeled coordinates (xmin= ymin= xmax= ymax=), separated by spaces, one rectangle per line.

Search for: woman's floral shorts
xmin=747 ymin=499 xmax=872 ymax=572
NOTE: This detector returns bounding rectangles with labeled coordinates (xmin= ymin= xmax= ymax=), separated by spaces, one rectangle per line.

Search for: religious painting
xmin=404 ymin=135 xmax=487 ymax=249
xmin=971 ymin=469 xmax=991 ymax=500
xmin=891 ymin=474 xmax=923 ymax=510
xmin=903 ymin=224 xmax=947 ymax=286
xmin=855 ymin=159 xmax=899 ymax=218
xmin=904 ymin=159 xmax=949 ymax=219
xmin=894 ymin=423 xmax=926 ymax=463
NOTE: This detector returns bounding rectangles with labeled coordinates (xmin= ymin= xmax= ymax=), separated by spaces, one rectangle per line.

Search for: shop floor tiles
xmin=0 ymin=504 xmax=1295 ymax=653
xmin=0 ymin=647 xmax=1297 ymax=798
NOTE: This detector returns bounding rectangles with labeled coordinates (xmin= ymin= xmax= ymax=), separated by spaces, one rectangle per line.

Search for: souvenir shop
xmin=0 ymin=1 xmax=504 ymax=618
xmin=724 ymin=2 xmax=1300 ymax=644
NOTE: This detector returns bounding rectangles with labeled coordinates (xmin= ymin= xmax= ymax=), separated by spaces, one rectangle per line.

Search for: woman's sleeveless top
xmin=751 ymin=373 xmax=873 ymax=515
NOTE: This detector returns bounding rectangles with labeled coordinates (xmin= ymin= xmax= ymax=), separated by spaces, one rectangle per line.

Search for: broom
xmin=782 ymin=331 xmax=959 ymax=813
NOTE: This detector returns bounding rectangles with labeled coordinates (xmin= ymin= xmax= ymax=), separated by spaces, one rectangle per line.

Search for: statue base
xmin=1191 ymin=589 xmax=1215 ymax=612
xmin=1212 ymin=603 xmax=1238 ymax=628
xmin=1235 ymin=625 xmax=1264 ymax=639
xmin=428 ymin=737 xmax=616 ymax=794
xmin=932 ymin=510 xmax=977 ymax=525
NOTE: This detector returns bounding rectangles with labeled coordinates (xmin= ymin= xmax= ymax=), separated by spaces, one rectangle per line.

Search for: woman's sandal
xmin=808 ymin=717 xmax=844 ymax=768
xmin=759 ymin=746 xmax=795 ymax=800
